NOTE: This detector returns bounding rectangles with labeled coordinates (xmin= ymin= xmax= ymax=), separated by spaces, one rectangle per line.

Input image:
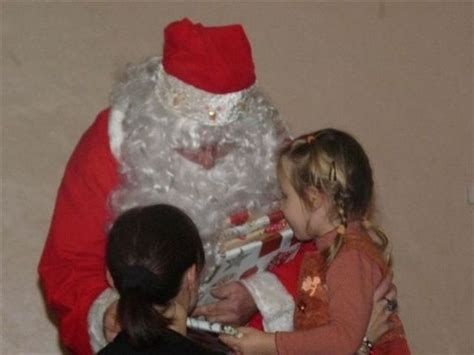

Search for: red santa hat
xmin=163 ymin=18 xmax=256 ymax=94
xmin=155 ymin=18 xmax=257 ymax=126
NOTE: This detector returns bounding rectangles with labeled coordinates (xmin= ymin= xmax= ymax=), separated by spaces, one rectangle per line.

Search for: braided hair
xmin=277 ymin=128 xmax=391 ymax=268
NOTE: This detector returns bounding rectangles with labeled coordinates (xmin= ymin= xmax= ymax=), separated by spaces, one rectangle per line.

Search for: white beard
xmin=109 ymin=57 xmax=290 ymax=274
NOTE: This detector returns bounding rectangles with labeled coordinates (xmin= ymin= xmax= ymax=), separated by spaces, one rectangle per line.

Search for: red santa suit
xmin=38 ymin=19 xmax=303 ymax=355
xmin=38 ymin=106 xmax=307 ymax=354
xmin=39 ymin=109 xmax=118 ymax=354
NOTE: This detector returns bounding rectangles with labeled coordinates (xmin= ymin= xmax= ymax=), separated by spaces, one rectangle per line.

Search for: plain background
xmin=2 ymin=2 xmax=473 ymax=354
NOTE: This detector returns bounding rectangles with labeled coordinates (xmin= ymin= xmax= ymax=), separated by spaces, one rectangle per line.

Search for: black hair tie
xmin=121 ymin=265 xmax=157 ymax=291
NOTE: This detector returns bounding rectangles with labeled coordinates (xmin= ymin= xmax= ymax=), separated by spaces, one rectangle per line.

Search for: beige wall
xmin=2 ymin=2 xmax=472 ymax=354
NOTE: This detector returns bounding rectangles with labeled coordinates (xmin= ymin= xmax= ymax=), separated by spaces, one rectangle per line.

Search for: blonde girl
xmin=221 ymin=129 xmax=409 ymax=355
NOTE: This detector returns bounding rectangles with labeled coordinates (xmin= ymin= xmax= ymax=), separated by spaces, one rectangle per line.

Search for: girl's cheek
xmin=279 ymin=201 xmax=285 ymax=210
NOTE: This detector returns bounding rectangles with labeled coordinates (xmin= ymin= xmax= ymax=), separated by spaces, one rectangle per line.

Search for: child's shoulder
xmin=340 ymin=232 xmax=386 ymax=273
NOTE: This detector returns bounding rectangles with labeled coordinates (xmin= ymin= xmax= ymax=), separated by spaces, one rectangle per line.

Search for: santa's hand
xmin=103 ymin=300 xmax=121 ymax=342
xmin=366 ymin=270 xmax=398 ymax=344
xmin=192 ymin=281 xmax=257 ymax=325
xmin=220 ymin=327 xmax=276 ymax=355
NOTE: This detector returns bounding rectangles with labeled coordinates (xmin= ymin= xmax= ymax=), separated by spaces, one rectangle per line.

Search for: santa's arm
xmin=241 ymin=272 xmax=294 ymax=331
xmin=192 ymin=243 xmax=312 ymax=330
xmin=244 ymin=242 xmax=315 ymax=331
xmin=38 ymin=109 xmax=119 ymax=355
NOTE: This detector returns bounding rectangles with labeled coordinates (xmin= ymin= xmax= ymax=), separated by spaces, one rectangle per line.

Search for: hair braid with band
xmin=322 ymin=183 xmax=348 ymax=269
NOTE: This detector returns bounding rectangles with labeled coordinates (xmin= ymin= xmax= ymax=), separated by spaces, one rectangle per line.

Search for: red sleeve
xmin=374 ymin=338 xmax=411 ymax=355
xmin=276 ymin=250 xmax=380 ymax=355
xmin=38 ymin=109 xmax=119 ymax=355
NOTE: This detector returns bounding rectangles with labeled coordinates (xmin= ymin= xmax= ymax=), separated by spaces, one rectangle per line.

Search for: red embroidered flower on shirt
xmin=301 ymin=276 xmax=321 ymax=296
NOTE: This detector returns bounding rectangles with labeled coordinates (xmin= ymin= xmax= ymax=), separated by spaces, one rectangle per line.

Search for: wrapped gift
xmin=198 ymin=211 xmax=300 ymax=305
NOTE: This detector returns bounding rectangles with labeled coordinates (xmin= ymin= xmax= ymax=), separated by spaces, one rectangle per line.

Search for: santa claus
xmin=39 ymin=19 xmax=394 ymax=355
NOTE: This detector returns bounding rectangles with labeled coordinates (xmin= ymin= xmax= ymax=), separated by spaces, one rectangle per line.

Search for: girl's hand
xmin=220 ymin=327 xmax=277 ymax=355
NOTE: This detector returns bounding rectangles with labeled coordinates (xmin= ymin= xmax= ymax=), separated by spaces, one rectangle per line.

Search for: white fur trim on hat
xmin=155 ymin=64 xmax=255 ymax=126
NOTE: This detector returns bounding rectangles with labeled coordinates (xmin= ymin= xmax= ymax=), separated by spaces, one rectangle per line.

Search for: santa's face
xmin=110 ymin=57 xmax=290 ymax=273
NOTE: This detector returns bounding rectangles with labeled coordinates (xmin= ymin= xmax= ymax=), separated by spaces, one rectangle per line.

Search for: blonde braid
xmin=362 ymin=218 xmax=392 ymax=267
xmin=323 ymin=187 xmax=348 ymax=268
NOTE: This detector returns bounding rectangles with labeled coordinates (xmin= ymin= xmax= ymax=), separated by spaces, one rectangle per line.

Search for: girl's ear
xmin=184 ymin=264 xmax=198 ymax=291
xmin=182 ymin=264 xmax=200 ymax=312
xmin=306 ymin=186 xmax=323 ymax=209
xmin=106 ymin=268 xmax=115 ymax=289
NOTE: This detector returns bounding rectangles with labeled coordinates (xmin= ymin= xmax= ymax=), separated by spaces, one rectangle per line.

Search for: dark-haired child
xmin=99 ymin=204 xmax=224 ymax=355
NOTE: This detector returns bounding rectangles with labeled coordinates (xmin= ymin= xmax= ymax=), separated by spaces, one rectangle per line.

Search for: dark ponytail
xmin=117 ymin=288 xmax=171 ymax=347
xmin=106 ymin=204 xmax=204 ymax=348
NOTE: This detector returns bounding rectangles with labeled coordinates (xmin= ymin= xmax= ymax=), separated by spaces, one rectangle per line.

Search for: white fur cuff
xmin=108 ymin=109 xmax=125 ymax=160
xmin=87 ymin=288 xmax=119 ymax=353
xmin=241 ymin=272 xmax=294 ymax=332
